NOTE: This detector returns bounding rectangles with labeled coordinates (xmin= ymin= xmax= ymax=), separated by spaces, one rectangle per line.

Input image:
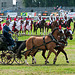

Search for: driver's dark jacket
xmin=3 ymin=25 xmax=14 ymax=46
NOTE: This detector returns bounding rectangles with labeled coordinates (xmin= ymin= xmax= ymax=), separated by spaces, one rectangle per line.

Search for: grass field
xmin=0 ymin=21 xmax=75 ymax=75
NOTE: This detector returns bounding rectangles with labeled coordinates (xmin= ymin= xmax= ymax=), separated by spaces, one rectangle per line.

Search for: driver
xmin=3 ymin=20 xmax=16 ymax=50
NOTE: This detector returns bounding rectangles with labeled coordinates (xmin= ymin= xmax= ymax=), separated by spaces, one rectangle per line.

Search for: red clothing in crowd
xmin=6 ymin=18 xmax=11 ymax=22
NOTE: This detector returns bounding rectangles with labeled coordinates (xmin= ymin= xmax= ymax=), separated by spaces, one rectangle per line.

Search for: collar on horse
xmin=48 ymin=33 xmax=65 ymax=46
xmin=43 ymin=33 xmax=65 ymax=50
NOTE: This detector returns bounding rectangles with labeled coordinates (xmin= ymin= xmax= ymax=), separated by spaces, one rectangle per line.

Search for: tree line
xmin=22 ymin=0 xmax=75 ymax=7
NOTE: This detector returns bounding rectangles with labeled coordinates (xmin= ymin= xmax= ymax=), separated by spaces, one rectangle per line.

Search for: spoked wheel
xmin=1 ymin=50 xmax=15 ymax=65
xmin=15 ymin=53 xmax=25 ymax=64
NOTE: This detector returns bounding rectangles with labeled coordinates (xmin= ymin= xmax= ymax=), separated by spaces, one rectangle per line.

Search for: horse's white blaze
xmin=69 ymin=30 xmax=72 ymax=34
xmin=62 ymin=29 xmax=64 ymax=33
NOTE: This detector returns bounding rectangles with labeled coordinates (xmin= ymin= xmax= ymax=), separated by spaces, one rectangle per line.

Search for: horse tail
xmin=17 ymin=40 xmax=27 ymax=57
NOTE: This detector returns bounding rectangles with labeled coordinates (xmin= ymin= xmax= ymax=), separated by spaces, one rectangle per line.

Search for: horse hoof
xmin=53 ymin=61 xmax=56 ymax=64
xmin=45 ymin=61 xmax=47 ymax=65
xmin=32 ymin=63 xmax=34 ymax=64
xmin=26 ymin=63 xmax=29 ymax=65
xmin=66 ymin=60 xmax=69 ymax=63
xmin=34 ymin=61 xmax=36 ymax=64
xmin=53 ymin=62 xmax=55 ymax=64
xmin=47 ymin=61 xmax=49 ymax=63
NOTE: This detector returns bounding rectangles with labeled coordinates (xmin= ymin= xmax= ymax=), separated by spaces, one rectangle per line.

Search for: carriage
xmin=0 ymin=34 xmax=26 ymax=65
xmin=0 ymin=17 xmax=74 ymax=65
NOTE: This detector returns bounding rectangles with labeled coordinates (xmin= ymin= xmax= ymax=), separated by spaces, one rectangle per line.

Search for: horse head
xmin=64 ymin=29 xmax=73 ymax=40
xmin=51 ymin=21 xmax=58 ymax=31
xmin=59 ymin=19 xmax=63 ymax=26
xmin=67 ymin=18 xmax=73 ymax=27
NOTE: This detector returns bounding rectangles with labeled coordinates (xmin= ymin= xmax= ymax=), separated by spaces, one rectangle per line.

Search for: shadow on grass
xmin=0 ymin=63 xmax=75 ymax=66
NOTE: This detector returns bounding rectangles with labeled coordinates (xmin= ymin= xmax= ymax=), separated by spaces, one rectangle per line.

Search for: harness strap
xmin=43 ymin=36 xmax=48 ymax=50
xmin=49 ymin=33 xmax=57 ymax=43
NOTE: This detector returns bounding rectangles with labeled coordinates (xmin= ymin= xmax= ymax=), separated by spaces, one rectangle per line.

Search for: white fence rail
xmin=0 ymin=16 xmax=75 ymax=20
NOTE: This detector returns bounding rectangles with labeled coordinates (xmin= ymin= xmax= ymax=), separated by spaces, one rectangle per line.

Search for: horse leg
xmin=45 ymin=50 xmax=52 ymax=65
xmin=53 ymin=50 xmax=60 ymax=64
xmin=42 ymin=50 xmax=49 ymax=63
xmin=72 ymin=27 xmax=75 ymax=34
xmin=31 ymin=50 xmax=38 ymax=64
xmin=25 ymin=51 xmax=31 ymax=65
xmin=31 ymin=30 xmax=32 ymax=35
xmin=61 ymin=50 xmax=69 ymax=63
xmin=45 ymin=48 xmax=57 ymax=65
xmin=47 ymin=28 xmax=49 ymax=34
xmin=40 ymin=28 xmax=41 ymax=35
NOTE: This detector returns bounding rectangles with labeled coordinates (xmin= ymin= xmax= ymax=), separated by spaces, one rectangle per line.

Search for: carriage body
xmin=0 ymin=34 xmax=26 ymax=64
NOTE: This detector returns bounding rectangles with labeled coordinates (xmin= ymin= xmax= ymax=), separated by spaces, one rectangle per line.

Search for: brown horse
xmin=53 ymin=28 xmax=73 ymax=64
xmin=31 ymin=28 xmax=73 ymax=64
xmin=62 ymin=18 xmax=73 ymax=28
xmin=44 ymin=19 xmax=63 ymax=33
xmin=34 ymin=19 xmax=46 ymax=34
xmin=24 ymin=27 xmax=64 ymax=65
xmin=50 ymin=20 xmax=59 ymax=31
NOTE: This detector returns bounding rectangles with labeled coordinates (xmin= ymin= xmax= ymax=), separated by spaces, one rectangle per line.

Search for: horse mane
xmin=48 ymin=27 xmax=59 ymax=36
xmin=52 ymin=27 xmax=59 ymax=34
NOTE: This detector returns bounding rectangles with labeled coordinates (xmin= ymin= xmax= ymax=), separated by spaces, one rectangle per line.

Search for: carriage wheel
xmin=1 ymin=51 xmax=15 ymax=65
xmin=14 ymin=53 xmax=25 ymax=64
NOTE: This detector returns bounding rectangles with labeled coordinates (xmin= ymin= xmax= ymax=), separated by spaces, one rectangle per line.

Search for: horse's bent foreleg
xmin=42 ymin=50 xmax=46 ymax=59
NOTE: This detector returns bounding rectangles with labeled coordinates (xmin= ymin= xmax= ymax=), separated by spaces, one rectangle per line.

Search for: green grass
xmin=0 ymin=21 xmax=75 ymax=75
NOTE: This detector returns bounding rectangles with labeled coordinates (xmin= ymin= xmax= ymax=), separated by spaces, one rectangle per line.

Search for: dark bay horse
xmin=34 ymin=19 xmax=46 ymax=34
xmin=62 ymin=18 xmax=73 ymax=28
xmin=53 ymin=28 xmax=73 ymax=64
xmin=24 ymin=27 xmax=64 ymax=65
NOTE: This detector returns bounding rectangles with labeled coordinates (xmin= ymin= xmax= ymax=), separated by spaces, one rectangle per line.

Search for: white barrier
xmin=0 ymin=16 xmax=74 ymax=20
